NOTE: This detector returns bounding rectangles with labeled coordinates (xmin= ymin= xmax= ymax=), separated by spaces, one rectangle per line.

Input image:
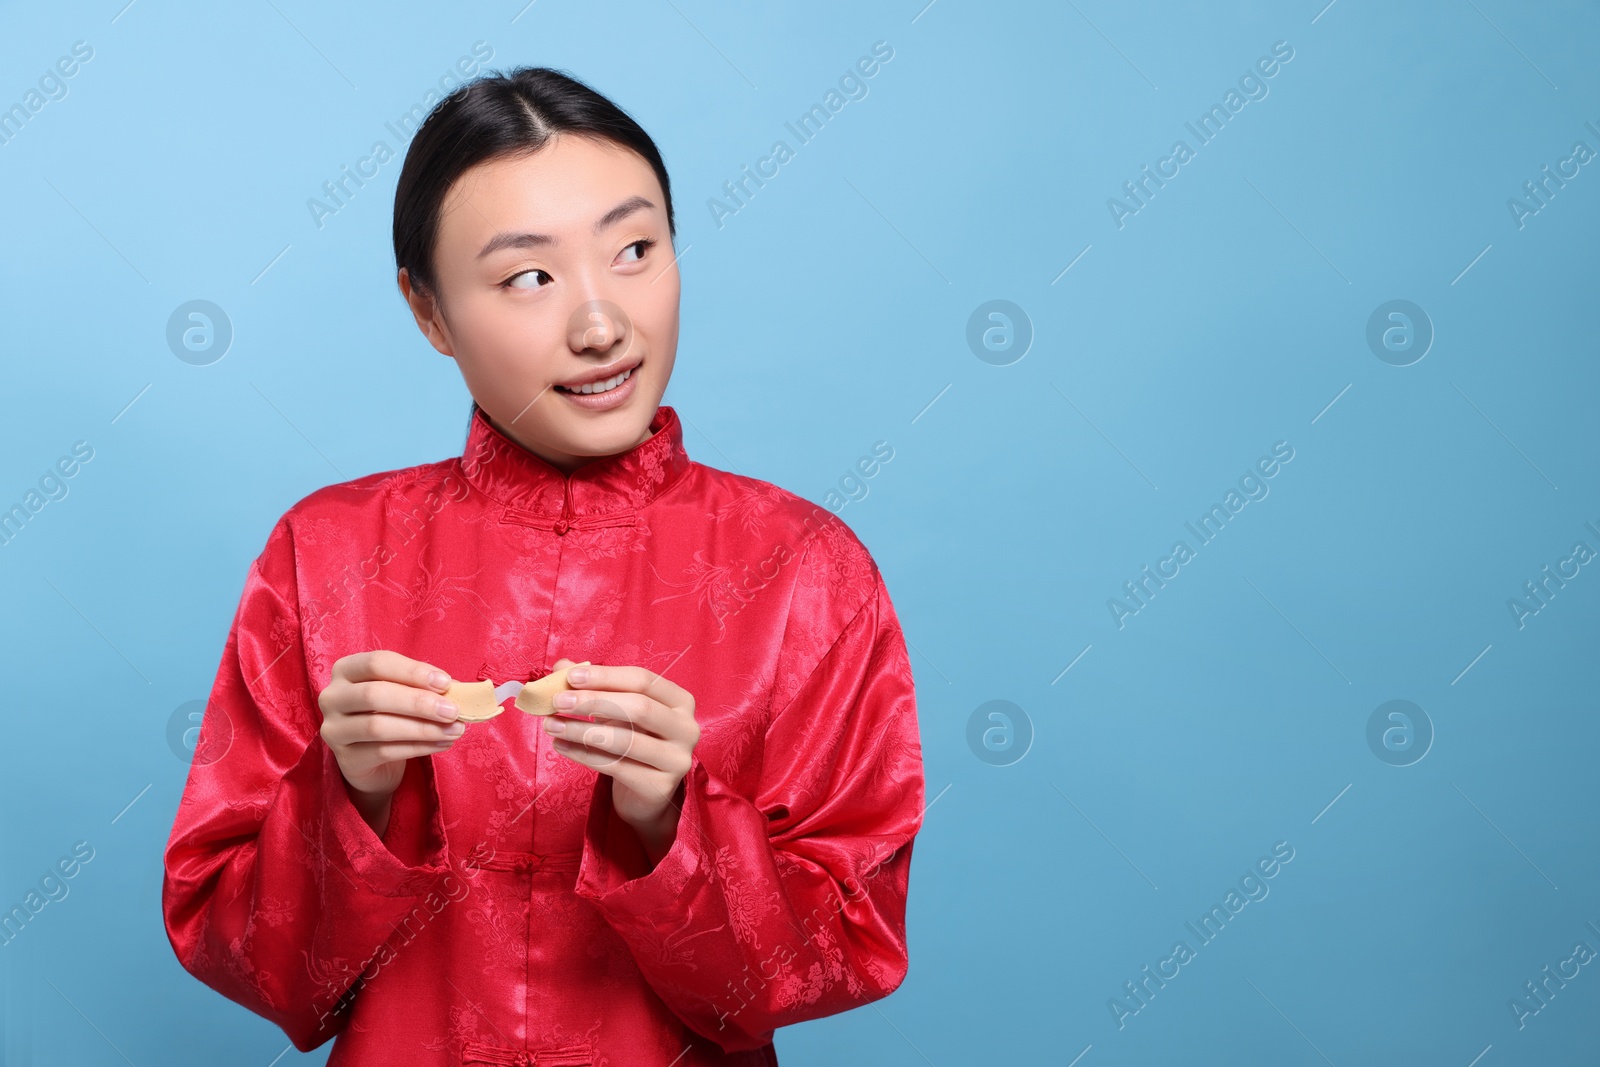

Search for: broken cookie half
xmin=515 ymin=661 xmax=591 ymax=716
xmin=443 ymin=679 xmax=505 ymax=723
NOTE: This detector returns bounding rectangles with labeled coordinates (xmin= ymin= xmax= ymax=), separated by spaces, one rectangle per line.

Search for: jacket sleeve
xmin=573 ymin=538 xmax=926 ymax=1053
xmin=161 ymin=515 xmax=456 ymax=1052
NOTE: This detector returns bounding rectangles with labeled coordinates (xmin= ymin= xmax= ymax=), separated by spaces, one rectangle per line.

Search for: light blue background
xmin=2 ymin=0 xmax=1598 ymax=1063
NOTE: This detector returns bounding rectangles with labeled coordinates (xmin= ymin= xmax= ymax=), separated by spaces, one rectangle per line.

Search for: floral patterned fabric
xmin=161 ymin=402 xmax=926 ymax=1066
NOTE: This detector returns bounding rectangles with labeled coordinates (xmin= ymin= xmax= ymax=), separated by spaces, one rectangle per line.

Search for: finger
xmin=569 ymin=668 xmax=694 ymax=742
xmin=547 ymin=718 xmax=687 ymax=776
xmin=345 ymin=739 xmax=463 ymax=765
xmin=565 ymin=664 xmax=693 ymax=717
xmin=337 ymin=650 xmax=453 ymax=693
xmin=324 ymin=679 xmax=461 ymax=723
xmin=555 ymin=689 xmax=695 ymax=744
xmin=550 ymin=734 xmax=675 ymax=782
xmin=326 ymin=711 xmax=466 ymax=746
xmin=560 ymin=684 xmax=697 ymax=742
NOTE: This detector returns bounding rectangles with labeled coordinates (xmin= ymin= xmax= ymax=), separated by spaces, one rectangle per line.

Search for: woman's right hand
xmin=318 ymin=650 xmax=463 ymax=830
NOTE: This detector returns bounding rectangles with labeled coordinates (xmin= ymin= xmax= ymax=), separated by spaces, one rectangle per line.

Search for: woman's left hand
xmin=543 ymin=657 xmax=700 ymax=864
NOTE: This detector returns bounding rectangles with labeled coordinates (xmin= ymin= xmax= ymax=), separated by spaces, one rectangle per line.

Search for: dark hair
xmin=392 ymin=66 xmax=676 ymax=301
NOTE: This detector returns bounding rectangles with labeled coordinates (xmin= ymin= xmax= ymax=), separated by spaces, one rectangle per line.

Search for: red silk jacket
xmin=161 ymin=402 xmax=925 ymax=1066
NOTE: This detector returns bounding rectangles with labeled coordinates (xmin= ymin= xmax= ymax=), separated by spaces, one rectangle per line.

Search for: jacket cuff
xmin=574 ymin=757 xmax=711 ymax=920
xmin=321 ymin=742 xmax=452 ymax=897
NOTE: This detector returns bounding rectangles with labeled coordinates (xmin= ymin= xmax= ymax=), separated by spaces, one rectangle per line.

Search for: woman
xmin=161 ymin=66 xmax=925 ymax=1066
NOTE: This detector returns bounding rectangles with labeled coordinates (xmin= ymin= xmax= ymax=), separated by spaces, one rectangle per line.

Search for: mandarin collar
xmin=457 ymin=401 xmax=692 ymax=526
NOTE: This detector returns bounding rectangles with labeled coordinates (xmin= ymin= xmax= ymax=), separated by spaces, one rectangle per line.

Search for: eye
xmin=618 ymin=238 xmax=656 ymax=264
xmin=504 ymin=268 xmax=552 ymax=291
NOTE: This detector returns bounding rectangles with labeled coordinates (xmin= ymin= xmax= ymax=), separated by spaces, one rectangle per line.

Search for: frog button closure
xmin=460 ymin=1040 xmax=595 ymax=1066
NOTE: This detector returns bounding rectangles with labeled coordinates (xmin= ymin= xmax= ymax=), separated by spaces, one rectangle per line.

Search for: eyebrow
xmin=475 ymin=196 xmax=657 ymax=259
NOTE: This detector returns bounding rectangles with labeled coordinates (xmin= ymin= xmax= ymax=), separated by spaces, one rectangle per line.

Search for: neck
xmin=487 ymin=412 xmax=654 ymax=475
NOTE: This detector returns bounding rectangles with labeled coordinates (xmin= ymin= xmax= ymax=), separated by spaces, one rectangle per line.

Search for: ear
xmin=397 ymin=268 xmax=456 ymax=358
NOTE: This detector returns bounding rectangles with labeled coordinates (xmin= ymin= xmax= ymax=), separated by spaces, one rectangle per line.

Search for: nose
xmin=565 ymin=298 xmax=633 ymax=359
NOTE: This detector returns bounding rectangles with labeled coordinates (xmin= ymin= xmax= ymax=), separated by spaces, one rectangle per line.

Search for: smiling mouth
xmin=554 ymin=361 xmax=640 ymax=395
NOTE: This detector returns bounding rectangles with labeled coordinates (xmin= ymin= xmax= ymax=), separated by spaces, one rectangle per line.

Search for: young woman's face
xmin=401 ymin=133 xmax=679 ymax=472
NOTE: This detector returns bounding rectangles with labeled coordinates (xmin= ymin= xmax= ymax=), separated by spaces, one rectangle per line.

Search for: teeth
xmin=559 ymin=366 xmax=633 ymax=395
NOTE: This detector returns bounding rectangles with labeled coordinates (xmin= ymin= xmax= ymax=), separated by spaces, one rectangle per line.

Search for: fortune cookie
xmin=515 ymin=661 xmax=591 ymax=716
xmin=443 ymin=679 xmax=504 ymax=723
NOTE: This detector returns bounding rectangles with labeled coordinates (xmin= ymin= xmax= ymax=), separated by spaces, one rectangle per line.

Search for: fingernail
xmin=428 ymin=670 xmax=451 ymax=691
xmin=436 ymin=699 xmax=459 ymax=720
xmin=543 ymin=717 xmax=565 ymax=735
xmin=444 ymin=722 xmax=466 ymax=737
xmin=553 ymin=692 xmax=577 ymax=709
xmin=567 ymin=667 xmax=588 ymax=684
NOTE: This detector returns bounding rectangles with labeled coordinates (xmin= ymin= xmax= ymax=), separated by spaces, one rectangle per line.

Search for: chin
xmin=563 ymin=402 xmax=657 ymax=454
